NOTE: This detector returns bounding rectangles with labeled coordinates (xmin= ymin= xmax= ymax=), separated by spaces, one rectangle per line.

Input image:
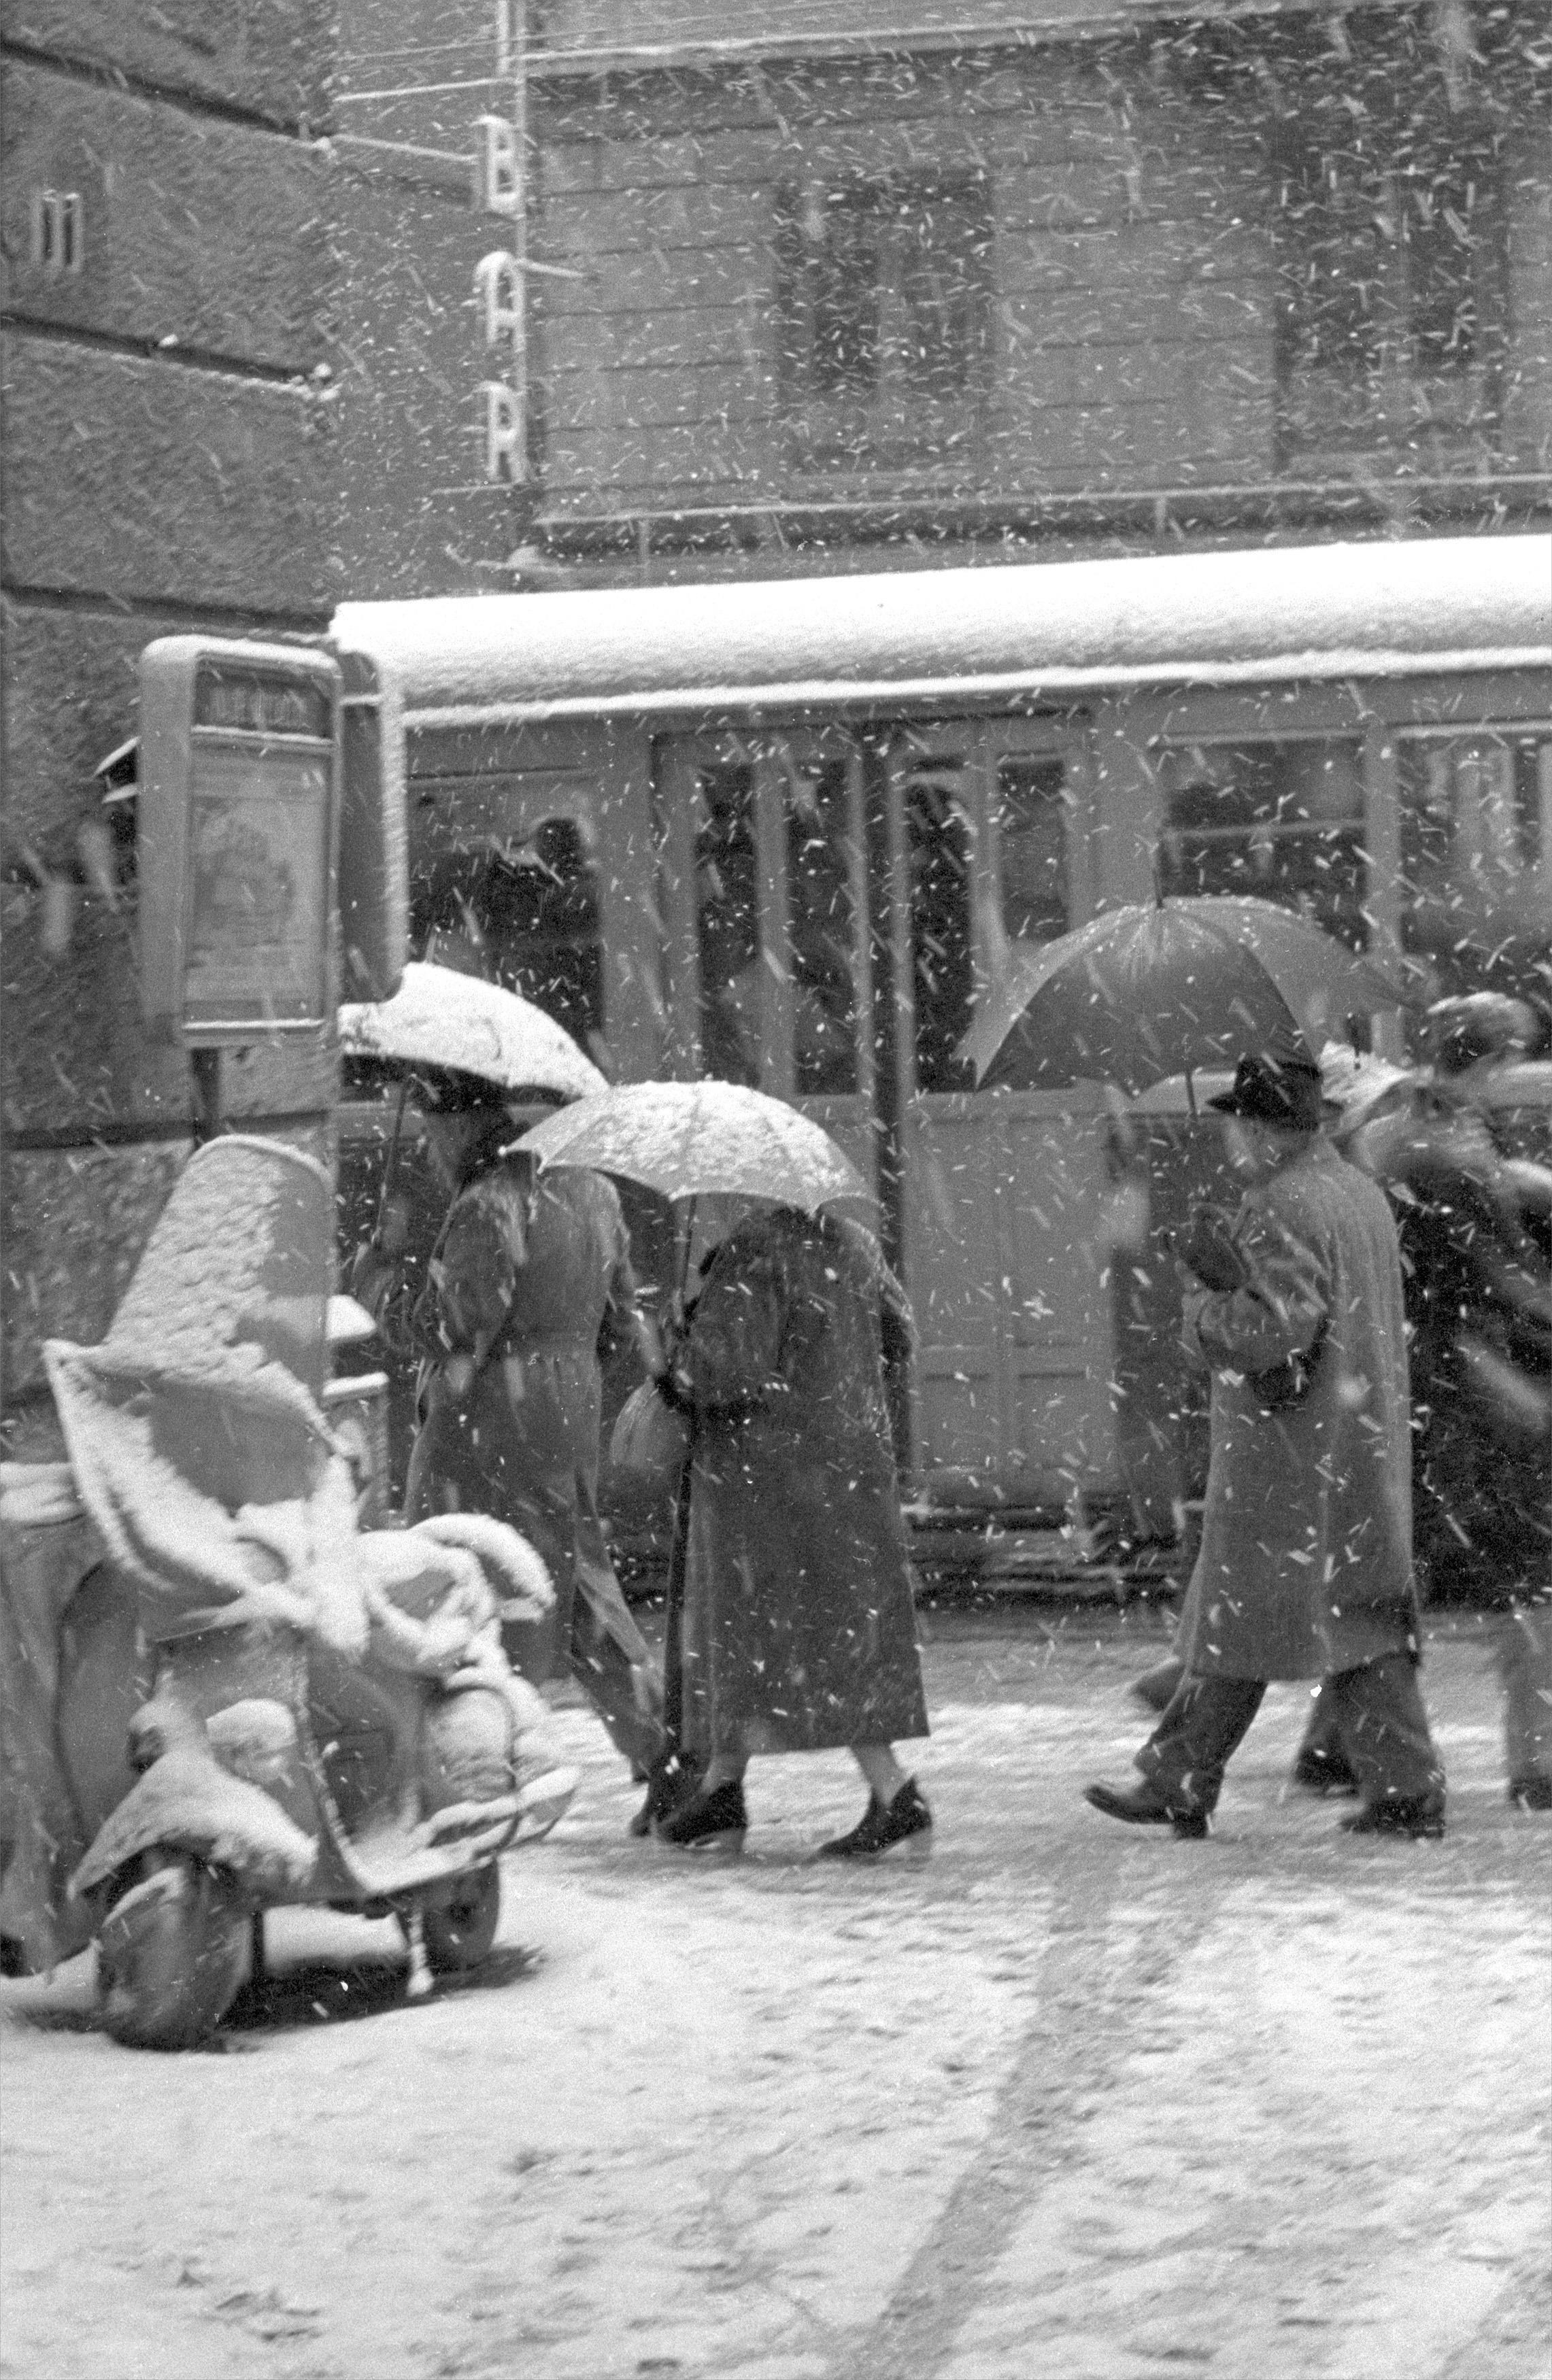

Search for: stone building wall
xmin=1 ymin=2 xmax=338 ymax=1437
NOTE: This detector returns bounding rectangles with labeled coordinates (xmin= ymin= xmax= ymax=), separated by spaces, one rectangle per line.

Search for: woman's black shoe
xmin=658 ymin=1778 xmax=747 ymax=1852
xmin=1340 ymin=1798 xmax=1445 ymax=1839
xmin=1290 ymin=1746 xmax=1358 ymax=1797
xmin=817 ymin=1779 xmax=932 ymax=1860
xmin=628 ymin=1752 xmax=701 ymax=1839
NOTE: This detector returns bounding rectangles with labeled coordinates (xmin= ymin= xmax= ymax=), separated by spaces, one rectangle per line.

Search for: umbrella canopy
xmin=962 ymin=897 xmax=1411 ymax=1095
xmin=338 ymin=962 xmax=605 ymax=1102
xmin=513 ymin=1081 xmax=870 ymax=1212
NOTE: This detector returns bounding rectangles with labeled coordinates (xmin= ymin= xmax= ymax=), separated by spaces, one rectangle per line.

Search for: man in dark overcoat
xmin=353 ymin=1070 xmax=665 ymax=1790
xmin=1087 ymin=1051 xmax=1447 ymax=1840
xmin=650 ymin=1204 xmax=931 ymax=1857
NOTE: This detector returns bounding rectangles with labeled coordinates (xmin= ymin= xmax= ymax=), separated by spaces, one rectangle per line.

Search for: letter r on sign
xmin=482 ymin=381 xmax=524 ymax=483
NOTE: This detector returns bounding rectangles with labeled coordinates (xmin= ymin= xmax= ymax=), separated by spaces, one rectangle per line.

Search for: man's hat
xmin=1426 ymin=993 xmax=1536 ymax=1078
xmin=1208 ymin=1050 xmax=1338 ymax=1130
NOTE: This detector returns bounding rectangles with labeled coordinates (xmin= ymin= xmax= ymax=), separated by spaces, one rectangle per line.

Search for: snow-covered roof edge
xmin=331 ymin=535 xmax=1552 ymax=724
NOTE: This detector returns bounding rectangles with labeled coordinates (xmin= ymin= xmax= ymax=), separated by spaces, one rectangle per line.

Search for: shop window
xmin=1155 ymin=741 xmax=1368 ymax=949
xmin=905 ymin=768 xmax=975 ymax=1093
xmin=787 ymin=758 xmax=861 ymax=1097
xmin=776 ymin=173 xmax=992 ymax=470
xmin=694 ymin=764 xmax=761 ymax=1088
xmin=996 ymin=758 xmax=1070 ymax=946
xmin=1274 ymin=126 xmax=1506 ymax=452
xmin=1398 ymin=732 xmax=1551 ymax=999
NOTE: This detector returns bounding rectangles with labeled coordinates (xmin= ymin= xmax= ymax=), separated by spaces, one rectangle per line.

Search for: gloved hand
xmin=1177 ymin=1205 xmax=1249 ymax=1293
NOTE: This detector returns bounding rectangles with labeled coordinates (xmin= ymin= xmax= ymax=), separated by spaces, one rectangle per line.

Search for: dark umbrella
xmin=960 ymin=896 xmax=1412 ymax=1102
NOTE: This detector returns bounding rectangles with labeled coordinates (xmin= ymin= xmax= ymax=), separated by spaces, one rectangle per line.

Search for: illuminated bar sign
xmin=137 ymin=637 xmax=341 ymax=1046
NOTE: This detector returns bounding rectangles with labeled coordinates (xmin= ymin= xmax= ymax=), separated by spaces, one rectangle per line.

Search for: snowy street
xmin=3 ymin=1605 xmax=1549 ymax=2380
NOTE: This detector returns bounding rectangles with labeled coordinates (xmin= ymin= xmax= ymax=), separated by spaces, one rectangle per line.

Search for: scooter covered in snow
xmin=37 ymin=1137 xmax=577 ymax=2050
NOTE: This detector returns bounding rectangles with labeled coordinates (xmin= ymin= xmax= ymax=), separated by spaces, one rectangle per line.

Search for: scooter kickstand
xmin=405 ymin=1901 xmax=433 ymax=2000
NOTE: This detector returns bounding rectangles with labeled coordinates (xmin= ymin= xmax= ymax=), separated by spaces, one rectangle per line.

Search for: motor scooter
xmin=12 ymin=1136 xmax=574 ymax=2050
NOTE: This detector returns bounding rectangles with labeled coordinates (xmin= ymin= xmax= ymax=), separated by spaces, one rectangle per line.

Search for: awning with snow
xmin=530 ymin=0 xmax=1429 ymax=72
xmin=331 ymin=534 xmax=1552 ymax=732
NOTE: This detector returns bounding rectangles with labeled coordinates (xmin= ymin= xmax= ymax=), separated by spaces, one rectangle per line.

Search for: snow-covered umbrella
xmin=337 ymin=962 xmax=605 ymax=1103
xmin=513 ymin=1081 xmax=870 ymax=1213
xmin=960 ymin=896 xmax=1413 ymax=1102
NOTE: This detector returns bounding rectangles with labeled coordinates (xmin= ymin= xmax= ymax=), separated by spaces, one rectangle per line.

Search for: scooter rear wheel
xmin=95 ymin=1853 xmax=248 ymax=2050
xmin=419 ymin=1861 xmax=501 ymax=1975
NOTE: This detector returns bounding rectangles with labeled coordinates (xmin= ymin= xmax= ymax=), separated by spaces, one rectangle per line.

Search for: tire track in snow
xmin=834 ymin=1831 xmax=1234 ymax=2380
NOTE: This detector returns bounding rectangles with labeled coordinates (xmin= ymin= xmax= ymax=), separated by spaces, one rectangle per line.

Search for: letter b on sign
xmin=476 ymin=116 xmax=521 ymax=217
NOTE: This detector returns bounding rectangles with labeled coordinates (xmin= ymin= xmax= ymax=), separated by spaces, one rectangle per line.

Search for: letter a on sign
xmin=482 ymin=381 xmax=524 ymax=483
xmin=477 ymin=115 xmax=521 ymax=217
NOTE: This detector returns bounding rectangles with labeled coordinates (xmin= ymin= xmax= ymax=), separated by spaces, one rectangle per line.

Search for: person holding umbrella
xmin=1084 ymin=1047 xmax=1448 ymax=1840
xmin=1294 ymin=1002 xmax=1551 ymax=1809
xmin=343 ymin=967 xmax=667 ymax=1802
xmin=518 ymin=1084 xmax=932 ymax=1858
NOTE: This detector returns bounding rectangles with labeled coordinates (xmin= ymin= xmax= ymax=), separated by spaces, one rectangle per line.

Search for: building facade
xmin=516 ymin=0 xmax=1551 ymax=576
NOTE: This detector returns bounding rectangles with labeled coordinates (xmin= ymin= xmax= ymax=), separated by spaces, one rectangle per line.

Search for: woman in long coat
xmin=354 ymin=1072 xmax=664 ymax=1786
xmin=653 ymin=1203 xmax=930 ymax=1856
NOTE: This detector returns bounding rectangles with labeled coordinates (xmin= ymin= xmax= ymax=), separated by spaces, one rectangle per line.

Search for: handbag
xmin=607 ymin=1378 xmax=690 ymax=1499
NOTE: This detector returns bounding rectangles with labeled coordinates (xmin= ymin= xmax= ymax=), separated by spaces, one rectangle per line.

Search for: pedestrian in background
xmin=352 ymin=1066 xmax=666 ymax=1805
xmin=1296 ymin=998 xmax=1551 ymax=1809
xmin=1087 ymin=1049 xmax=1447 ymax=1840
xmin=650 ymin=1202 xmax=931 ymax=1858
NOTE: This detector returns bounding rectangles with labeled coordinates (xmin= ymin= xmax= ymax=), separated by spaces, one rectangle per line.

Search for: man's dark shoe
xmin=1507 ymin=1774 xmax=1552 ymax=1812
xmin=628 ymin=1750 xmax=701 ymax=1839
xmin=817 ymin=1778 xmax=932 ymax=1860
xmin=1340 ymin=1798 xmax=1445 ymax=1840
xmin=658 ymin=1778 xmax=747 ymax=1852
xmin=1290 ymin=1746 xmax=1358 ymax=1797
xmin=1084 ymin=1782 xmax=1209 ymax=1839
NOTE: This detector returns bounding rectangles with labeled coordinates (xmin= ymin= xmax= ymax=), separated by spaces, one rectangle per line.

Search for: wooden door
xmin=891 ymin=716 xmax=1116 ymax=1512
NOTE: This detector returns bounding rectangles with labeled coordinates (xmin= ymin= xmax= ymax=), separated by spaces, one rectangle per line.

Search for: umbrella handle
xmin=373 ymin=1081 xmax=409 ymax=1246
xmin=678 ymin=1195 xmax=698 ymax=1301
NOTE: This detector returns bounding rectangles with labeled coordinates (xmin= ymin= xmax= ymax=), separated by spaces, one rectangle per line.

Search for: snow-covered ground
xmin=3 ymin=1608 xmax=1549 ymax=2380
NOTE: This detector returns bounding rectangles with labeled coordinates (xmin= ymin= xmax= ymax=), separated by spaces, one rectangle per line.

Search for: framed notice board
xmin=137 ymin=639 xmax=341 ymax=1046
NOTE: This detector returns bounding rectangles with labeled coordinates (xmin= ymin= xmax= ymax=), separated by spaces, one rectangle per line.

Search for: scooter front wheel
xmin=95 ymin=1853 xmax=248 ymax=2050
xmin=418 ymin=1861 xmax=501 ymax=1975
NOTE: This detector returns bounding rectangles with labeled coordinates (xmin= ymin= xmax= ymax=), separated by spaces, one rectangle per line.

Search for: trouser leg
xmin=1498 ymin=1607 xmax=1552 ymax=1787
xmin=1136 ymin=1675 xmax=1266 ymax=1816
xmin=569 ymin=1521 xmax=665 ymax=1777
xmin=1324 ymin=1653 xmax=1445 ymax=1816
xmin=1133 ymin=1655 xmax=1185 ymax=1713
xmin=1291 ymin=1676 xmax=1355 ymax=1786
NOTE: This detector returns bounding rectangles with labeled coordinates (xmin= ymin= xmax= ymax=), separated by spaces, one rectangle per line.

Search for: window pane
xmin=996 ymin=758 xmax=1068 ymax=945
xmin=1399 ymin=733 xmax=1549 ymax=1000
xmin=788 ymin=759 xmax=860 ymax=1096
xmin=407 ymin=814 xmax=604 ymax=1055
xmin=907 ymin=770 xmax=975 ymax=1093
xmin=695 ymin=765 xmax=760 ymax=1086
xmin=1406 ymin=164 xmax=1482 ymax=370
xmin=813 ymin=194 xmax=881 ymax=396
xmin=1156 ymin=742 xmax=1368 ymax=949
xmin=481 ymin=817 xmax=603 ymax=1051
